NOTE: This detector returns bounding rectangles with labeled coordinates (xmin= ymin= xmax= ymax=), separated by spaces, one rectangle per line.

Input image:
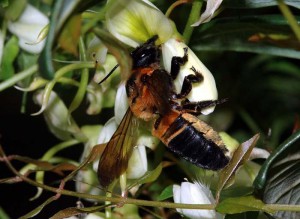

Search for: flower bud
xmin=106 ymin=0 xmax=174 ymax=47
xmin=173 ymin=181 xmax=224 ymax=219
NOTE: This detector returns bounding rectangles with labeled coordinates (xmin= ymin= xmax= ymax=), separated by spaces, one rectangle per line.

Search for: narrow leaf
xmin=19 ymin=196 xmax=57 ymax=219
xmin=157 ymin=185 xmax=173 ymax=201
xmin=39 ymin=0 xmax=99 ymax=79
xmin=216 ymin=134 xmax=260 ymax=201
xmin=50 ymin=205 xmax=106 ymax=219
xmin=191 ymin=16 xmax=300 ymax=59
xmin=0 ymin=36 xmax=19 ymax=80
xmin=128 ymin=163 xmax=162 ymax=189
xmin=216 ymin=195 xmax=275 ymax=214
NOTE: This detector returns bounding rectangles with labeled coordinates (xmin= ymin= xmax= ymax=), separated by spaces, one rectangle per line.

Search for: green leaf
xmin=129 ymin=163 xmax=162 ymax=189
xmin=216 ymin=195 xmax=275 ymax=214
xmin=0 ymin=206 xmax=9 ymax=219
xmin=4 ymin=0 xmax=26 ymax=20
xmin=263 ymin=157 xmax=300 ymax=218
xmin=38 ymin=0 xmax=99 ymax=79
xmin=19 ymin=196 xmax=57 ymax=219
xmin=50 ymin=205 xmax=106 ymax=219
xmin=253 ymin=130 xmax=300 ymax=218
xmin=0 ymin=36 xmax=19 ymax=80
xmin=191 ymin=15 xmax=300 ymax=59
xmin=253 ymin=130 xmax=300 ymax=189
xmin=216 ymin=134 xmax=260 ymax=201
xmin=223 ymin=0 xmax=300 ymax=9
xmin=157 ymin=185 xmax=173 ymax=201
xmin=68 ymin=37 xmax=89 ymax=114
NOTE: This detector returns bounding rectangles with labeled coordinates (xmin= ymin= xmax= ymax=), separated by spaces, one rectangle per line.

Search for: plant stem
xmin=277 ymin=0 xmax=300 ymax=40
xmin=183 ymin=0 xmax=203 ymax=44
xmin=2 ymin=148 xmax=300 ymax=212
xmin=68 ymin=37 xmax=89 ymax=114
xmin=165 ymin=0 xmax=190 ymax=18
xmin=0 ymin=65 xmax=38 ymax=92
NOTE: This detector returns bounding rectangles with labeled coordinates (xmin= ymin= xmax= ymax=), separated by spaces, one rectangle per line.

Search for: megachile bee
xmin=98 ymin=35 xmax=230 ymax=187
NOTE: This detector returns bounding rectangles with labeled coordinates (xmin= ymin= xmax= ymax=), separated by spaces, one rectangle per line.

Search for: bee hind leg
xmin=180 ymin=98 xmax=228 ymax=115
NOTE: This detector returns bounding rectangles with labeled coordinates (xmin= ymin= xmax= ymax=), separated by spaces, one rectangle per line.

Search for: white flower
xmin=126 ymin=145 xmax=148 ymax=179
xmin=7 ymin=4 xmax=49 ymax=53
xmin=114 ymin=82 xmax=129 ymax=124
xmin=106 ymin=0 xmax=174 ymax=47
xmin=192 ymin=0 xmax=223 ymax=26
xmin=162 ymin=38 xmax=218 ymax=115
xmin=173 ymin=181 xmax=224 ymax=219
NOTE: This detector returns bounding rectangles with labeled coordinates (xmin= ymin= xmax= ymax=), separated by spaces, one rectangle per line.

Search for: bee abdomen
xmin=164 ymin=115 xmax=229 ymax=170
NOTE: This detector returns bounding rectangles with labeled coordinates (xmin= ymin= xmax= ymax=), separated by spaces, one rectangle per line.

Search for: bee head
xmin=131 ymin=35 xmax=160 ymax=68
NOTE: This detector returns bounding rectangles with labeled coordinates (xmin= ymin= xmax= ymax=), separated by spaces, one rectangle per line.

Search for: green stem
xmin=2 ymin=149 xmax=300 ymax=212
xmin=31 ymin=62 xmax=94 ymax=116
xmin=183 ymin=0 xmax=203 ymax=44
xmin=277 ymin=0 xmax=300 ymax=40
xmin=68 ymin=37 xmax=89 ymax=114
xmin=0 ymin=65 xmax=38 ymax=92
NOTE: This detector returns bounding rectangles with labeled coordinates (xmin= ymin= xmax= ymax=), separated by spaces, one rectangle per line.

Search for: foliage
xmin=0 ymin=0 xmax=299 ymax=218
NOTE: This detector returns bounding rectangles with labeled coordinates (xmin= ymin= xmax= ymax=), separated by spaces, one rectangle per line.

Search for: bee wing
xmin=97 ymin=108 xmax=137 ymax=187
xmin=146 ymin=69 xmax=173 ymax=115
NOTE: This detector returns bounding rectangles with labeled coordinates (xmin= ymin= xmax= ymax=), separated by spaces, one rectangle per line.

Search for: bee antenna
xmin=98 ymin=64 xmax=119 ymax=85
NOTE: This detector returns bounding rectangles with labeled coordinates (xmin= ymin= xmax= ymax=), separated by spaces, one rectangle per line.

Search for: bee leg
xmin=181 ymin=98 xmax=228 ymax=115
xmin=170 ymin=47 xmax=188 ymax=80
xmin=170 ymin=48 xmax=204 ymax=99
xmin=173 ymin=66 xmax=204 ymax=100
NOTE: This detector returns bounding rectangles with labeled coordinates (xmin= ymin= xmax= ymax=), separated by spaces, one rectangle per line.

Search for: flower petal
xmin=97 ymin=117 xmax=118 ymax=144
xmin=114 ymin=82 xmax=129 ymax=124
xmin=192 ymin=0 xmax=223 ymax=26
xmin=7 ymin=4 xmax=49 ymax=53
xmin=173 ymin=181 xmax=221 ymax=219
xmin=126 ymin=145 xmax=148 ymax=179
xmin=106 ymin=0 xmax=174 ymax=47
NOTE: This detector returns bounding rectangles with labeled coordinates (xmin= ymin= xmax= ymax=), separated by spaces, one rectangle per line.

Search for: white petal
xmin=114 ymin=82 xmax=129 ymax=124
xmin=136 ymin=130 xmax=160 ymax=150
xmin=162 ymin=38 xmax=218 ymax=115
xmin=7 ymin=4 xmax=49 ymax=53
xmin=192 ymin=0 xmax=223 ymax=26
xmin=97 ymin=117 xmax=118 ymax=144
xmin=173 ymin=181 xmax=220 ymax=219
xmin=106 ymin=0 xmax=173 ymax=47
xmin=85 ymin=213 xmax=105 ymax=219
xmin=126 ymin=145 xmax=148 ymax=179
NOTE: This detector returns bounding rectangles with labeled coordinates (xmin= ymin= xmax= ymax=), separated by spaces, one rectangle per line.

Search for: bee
xmin=98 ymin=36 xmax=230 ymax=187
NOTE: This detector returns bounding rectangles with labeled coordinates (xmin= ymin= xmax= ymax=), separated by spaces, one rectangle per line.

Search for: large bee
xmin=98 ymin=36 xmax=230 ymax=187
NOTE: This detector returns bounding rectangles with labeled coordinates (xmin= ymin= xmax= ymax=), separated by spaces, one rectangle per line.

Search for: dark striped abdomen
xmin=157 ymin=113 xmax=229 ymax=170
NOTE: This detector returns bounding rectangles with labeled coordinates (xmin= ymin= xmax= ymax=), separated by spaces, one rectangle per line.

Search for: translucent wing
xmin=97 ymin=108 xmax=137 ymax=187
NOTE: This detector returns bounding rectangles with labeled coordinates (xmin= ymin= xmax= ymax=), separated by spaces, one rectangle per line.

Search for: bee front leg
xmin=170 ymin=48 xmax=204 ymax=100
